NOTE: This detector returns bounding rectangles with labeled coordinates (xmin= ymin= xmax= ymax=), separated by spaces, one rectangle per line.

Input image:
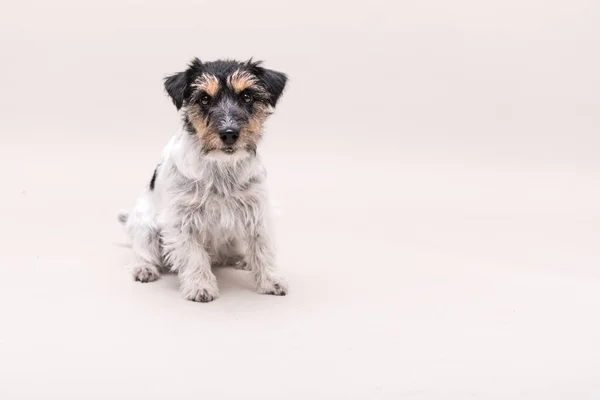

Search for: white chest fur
xmin=157 ymin=139 xmax=268 ymax=252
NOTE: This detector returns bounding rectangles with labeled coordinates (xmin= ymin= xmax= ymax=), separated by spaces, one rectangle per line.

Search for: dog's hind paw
xmin=232 ymin=259 xmax=250 ymax=270
xmin=257 ymin=276 xmax=288 ymax=296
xmin=212 ymin=256 xmax=249 ymax=270
xmin=131 ymin=264 xmax=161 ymax=283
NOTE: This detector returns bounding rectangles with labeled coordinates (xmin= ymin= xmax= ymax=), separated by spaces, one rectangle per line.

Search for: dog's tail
xmin=117 ymin=210 xmax=129 ymax=225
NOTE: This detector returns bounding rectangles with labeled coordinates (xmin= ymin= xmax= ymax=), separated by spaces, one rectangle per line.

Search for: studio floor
xmin=1 ymin=130 xmax=599 ymax=399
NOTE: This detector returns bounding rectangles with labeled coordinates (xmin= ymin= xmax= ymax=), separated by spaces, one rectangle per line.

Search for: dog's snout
xmin=219 ymin=129 xmax=239 ymax=146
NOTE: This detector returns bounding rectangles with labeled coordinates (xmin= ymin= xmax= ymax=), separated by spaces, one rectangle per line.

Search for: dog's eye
xmin=201 ymin=95 xmax=211 ymax=105
xmin=242 ymin=93 xmax=253 ymax=103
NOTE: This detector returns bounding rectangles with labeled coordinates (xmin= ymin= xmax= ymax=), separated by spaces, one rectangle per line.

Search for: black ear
xmin=164 ymin=58 xmax=203 ymax=110
xmin=254 ymin=66 xmax=288 ymax=107
xmin=164 ymin=72 xmax=187 ymax=110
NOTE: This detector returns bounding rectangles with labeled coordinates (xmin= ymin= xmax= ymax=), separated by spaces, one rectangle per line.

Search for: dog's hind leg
xmin=123 ymin=197 xmax=163 ymax=283
xmin=128 ymin=223 xmax=162 ymax=283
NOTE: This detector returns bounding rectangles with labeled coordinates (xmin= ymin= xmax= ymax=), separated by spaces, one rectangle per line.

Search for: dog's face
xmin=164 ymin=58 xmax=287 ymax=157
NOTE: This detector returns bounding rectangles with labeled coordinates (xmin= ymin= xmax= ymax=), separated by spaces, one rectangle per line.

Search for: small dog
xmin=118 ymin=58 xmax=288 ymax=302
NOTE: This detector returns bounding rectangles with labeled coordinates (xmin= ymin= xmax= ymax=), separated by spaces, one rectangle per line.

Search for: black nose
xmin=219 ymin=129 xmax=239 ymax=145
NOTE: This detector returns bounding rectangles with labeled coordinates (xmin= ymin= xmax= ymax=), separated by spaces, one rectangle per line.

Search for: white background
xmin=1 ymin=0 xmax=599 ymax=398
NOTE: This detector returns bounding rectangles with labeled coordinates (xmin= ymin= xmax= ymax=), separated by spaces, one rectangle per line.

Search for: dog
xmin=118 ymin=58 xmax=288 ymax=302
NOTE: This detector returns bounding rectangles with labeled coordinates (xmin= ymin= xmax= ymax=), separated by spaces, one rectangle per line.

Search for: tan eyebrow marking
xmin=227 ymin=69 xmax=258 ymax=93
xmin=192 ymin=73 xmax=220 ymax=97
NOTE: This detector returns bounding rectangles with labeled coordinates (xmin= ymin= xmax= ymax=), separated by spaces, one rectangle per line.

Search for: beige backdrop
xmin=1 ymin=1 xmax=599 ymax=399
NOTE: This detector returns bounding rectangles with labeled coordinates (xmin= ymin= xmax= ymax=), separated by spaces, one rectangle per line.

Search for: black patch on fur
xmin=183 ymin=116 xmax=196 ymax=135
xmin=164 ymin=58 xmax=204 ymax=110
xmin=149 ymin=165 xmax=159 ymax=190
xmin=249 ymin=63 xmax=288 ymax=107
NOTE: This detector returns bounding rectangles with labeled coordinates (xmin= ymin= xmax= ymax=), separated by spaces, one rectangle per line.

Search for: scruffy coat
xmin=119 ymin=58 xmax=288 ymax=302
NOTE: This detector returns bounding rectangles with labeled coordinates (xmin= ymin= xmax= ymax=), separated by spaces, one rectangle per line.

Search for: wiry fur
xmin=119 ymin=58 xmax=288 ymax=302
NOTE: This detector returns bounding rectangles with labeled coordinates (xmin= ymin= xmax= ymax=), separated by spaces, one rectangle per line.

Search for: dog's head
xmin=164 ymin=58 xmax=287 ymax=157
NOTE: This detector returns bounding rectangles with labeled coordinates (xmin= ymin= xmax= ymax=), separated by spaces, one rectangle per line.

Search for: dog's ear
xmin=253 ymin=64 xmax=288 ymax=107
xmin=164 ymin=72 xmax=187 ymax=110
xmin=164 ymin=58 xmax=203 ymax=110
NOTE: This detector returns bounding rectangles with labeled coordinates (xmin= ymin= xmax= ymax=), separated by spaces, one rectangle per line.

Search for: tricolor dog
xmin=118 ymin=58 xmax=288 ymax=302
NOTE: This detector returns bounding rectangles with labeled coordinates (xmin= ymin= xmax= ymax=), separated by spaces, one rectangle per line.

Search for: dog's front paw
xmin=182 ymin=285 xmax=219 ymax=303
xmin=257 ymin=276 xmax=288 ymax=296
xmin=131 ymin=264 xmax=161 ymax=283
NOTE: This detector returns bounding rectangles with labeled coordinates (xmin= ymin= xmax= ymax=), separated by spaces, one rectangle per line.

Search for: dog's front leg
xmin=245 ymin=225 xmax=288 ymax=296
xmin=163 ymin=226 xmax=218 ymax=303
